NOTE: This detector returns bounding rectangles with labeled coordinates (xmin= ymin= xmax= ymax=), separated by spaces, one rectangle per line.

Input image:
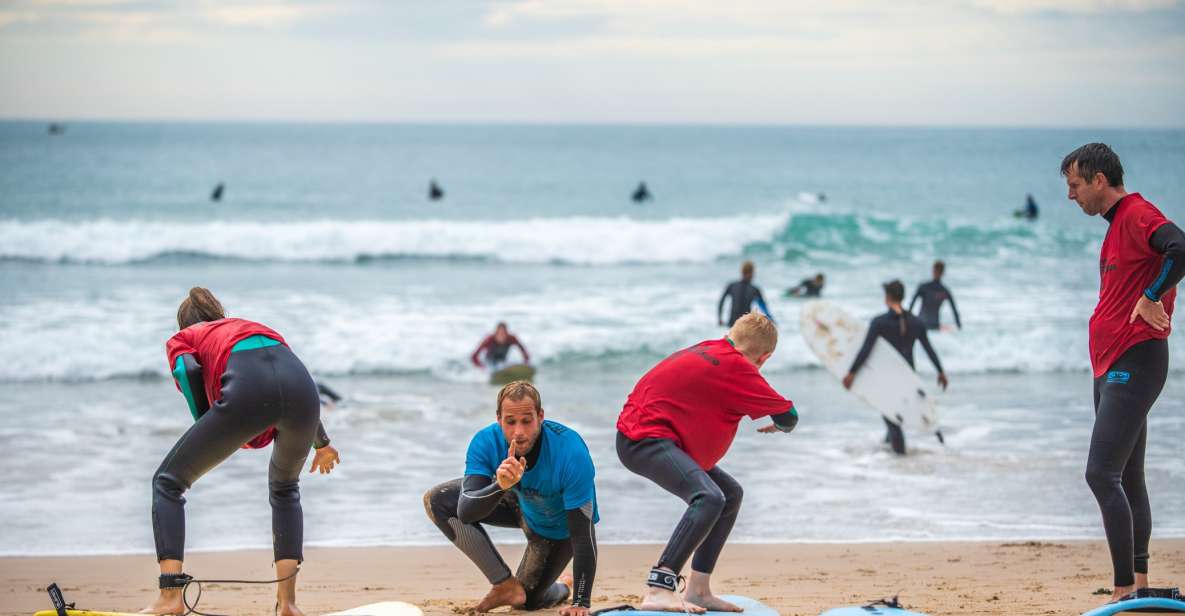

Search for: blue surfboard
xmin=594 ymin=595 xmax=777 ymax=616
xmin=1080 ymin=597 xmax=1185 ymax=615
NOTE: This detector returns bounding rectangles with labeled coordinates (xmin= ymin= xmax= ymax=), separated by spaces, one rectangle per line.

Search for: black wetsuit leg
xmin=1085 ymin=339 xmax=1168 ymax=588
xmin=882 ymin=416 xmax=906 ymax=455
xmin=422 ymin=478 xmax=572 ymax=609
xmin=152 ymin=345 xmax=320 ymax=562
xmin=616 ymin=432 xmax=740 ymax=575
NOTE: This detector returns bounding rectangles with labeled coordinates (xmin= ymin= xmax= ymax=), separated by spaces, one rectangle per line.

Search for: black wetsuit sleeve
xmin=918 ymin=328 xmax=944 ymax=374
xmin=458 ymin=474 xmax=504 ymax=524
xmin=1146 ymin=222 xmax=1185 ymax=301
xmin=316 ymin=382 xmax=342 ymax=403
xmin=908 ymin=289 xmax=920 ymax=313
xmin=172 ymin=353 xmax=210 ymax=421
xmin=946 ymin=287 xmax=962 ymax=329
xmin=848 ymin=325 xmax=878 ymax=375
xmin=313 ymin=421 xmax=331 ymax=449
xmin=718 ymin=284 xmax=731 ymax=322
xmin=768 ymin=407 xmax=798 ymax=433
xmin=565 ymin=508 xmax=597 ymax=608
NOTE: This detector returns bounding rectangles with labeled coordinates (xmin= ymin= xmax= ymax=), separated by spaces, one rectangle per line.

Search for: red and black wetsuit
xmin=471 ymin=334 xmax=530 ymax=368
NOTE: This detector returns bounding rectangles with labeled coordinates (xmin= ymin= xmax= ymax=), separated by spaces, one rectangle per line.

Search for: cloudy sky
xmin=1 ymin=0 xmax=1182 ymax=126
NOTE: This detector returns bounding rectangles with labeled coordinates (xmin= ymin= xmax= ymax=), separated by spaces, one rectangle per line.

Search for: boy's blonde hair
xmin=728 ymin=312 xmax=777 ymax=357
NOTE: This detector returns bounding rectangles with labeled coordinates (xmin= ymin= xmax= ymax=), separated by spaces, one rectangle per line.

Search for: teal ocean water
xmin=1 ymin=122 xmax=1182 ymax=554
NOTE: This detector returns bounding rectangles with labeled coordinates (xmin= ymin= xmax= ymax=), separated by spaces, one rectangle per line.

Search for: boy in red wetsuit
xmin=615 ymin=313 xmax=798 ymax=613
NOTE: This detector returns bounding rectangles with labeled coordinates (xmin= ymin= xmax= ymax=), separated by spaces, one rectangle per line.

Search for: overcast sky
xmin=1 ymin=0 xmax=1183 ymax=126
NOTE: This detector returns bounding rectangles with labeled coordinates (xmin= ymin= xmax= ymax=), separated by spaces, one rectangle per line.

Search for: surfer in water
xmin=908 ymin=260 xmax=962 ymax=331
xmin=422 ymin=381 xmax=599 ymax=616
xmin=718 ymin=261 xmax=773 ymax=326
xmin=143 ymin=287 xmax=341 ymax=616
xmin=472 ymin=322 xmax=531 ymax=373
xmin=844 ymin=280 xmax=948 ymax=455
xmin=786 ymin=273 xmax=825 ymax=298
xmin=1062 ymin=143 xmax=1184 ymax=602
xmin=632 ymin=182 xmax=652 ymax=203
xmin=616 ymin=313 xmax=798 ymax=613
xmin=210 ymin=182 xmax=224 ymax=202
xmin=429 ymin=179 xmax=444 ymax=201
xmin=1019 ymin=193 xmax=1039 ymax=220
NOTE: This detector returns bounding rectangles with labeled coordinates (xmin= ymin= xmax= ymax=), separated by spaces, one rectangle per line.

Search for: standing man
xmin=616 ymin=313 xmax=798 ymax=614
xmin=844 ymin=280 xmax=948 ymax=455
xmin=423 ymin=381 xmax=598 ymax=616
xmin=1062 ymin=143 xmax=1184 ymax=602
xmin=908 ymin=260 xmax=962 ymax=331
xmin=718 ymin=260 xmax=773 ymax=327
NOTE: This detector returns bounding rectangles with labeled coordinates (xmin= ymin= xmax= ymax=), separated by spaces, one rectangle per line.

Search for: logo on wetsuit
xmin=670 ymin=343 xmax=721 ymax=366
xmin=1105 ymin=370 xmax=1131 ymax=384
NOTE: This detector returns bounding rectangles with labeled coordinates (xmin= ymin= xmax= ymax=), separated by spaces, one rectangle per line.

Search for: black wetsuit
xmin=614 ymin=411 xmax=796 ymax=578
xmin=152 ymin=344 xmax=322 ymax=562
xmin=791 ymin=278 xmax=823 ymax=297
xmin=1085 ymin=212 xmax=1184 ymax=588
xmin=423 ymin=431 xmax=596 ymax=609
xmin=909 ymin=280 xmax=961 ymax=330
xmin=718 ymin=280 xmax=771 ymax=326
xmin=849 ymin=310 xmax=943 ymax=455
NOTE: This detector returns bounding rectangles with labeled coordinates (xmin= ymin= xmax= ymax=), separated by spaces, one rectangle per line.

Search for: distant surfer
xmin=632 ymin=181 xmax=652 ymax=203
xmin=210 ymin=182 xmax=225 ymax=202
xmin=844 ymin=280 xmax=948 ymax=455
xmin=786 ymin=273 xmax=825 ymax=298
xmin=616 ymin=313 xmax=798 ymax=613
xmin=718 ymin=260 xmax=773 ymax=326
xmin=1015 ymin=193 xmax=1039 ymax=220
xmin=472 ymin=322 xmax=531 ymax=373
xmin=143 ymin=287 xmax=341 ymax=616
xmin=423 ymin=381 xmax=599 ymax=616
xmin=429 ymin=179 xmax=444 ymax=201
xmin=908 ymin=260 xmax=962 ymax=331
xmin=1062 ymin=143 xmax=1184 ymax=602
xmin=47 ymin=123 xmax=65 ymax=135
xmin=316 ymin=381 xmax=342 ymax=409
xmin=817 ymin=192 xmax=827 ymax=203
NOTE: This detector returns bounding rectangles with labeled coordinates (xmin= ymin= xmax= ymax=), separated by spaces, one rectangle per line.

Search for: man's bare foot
xmin=1110 ymin=584 xmax=1136 ymax=602
xmin=139 ymin=590 xmax=184 ymax=615
xmin=277 ymin=603 xmax=306 ymax=616
xmin=472 ymin=577 xmax=527 ymax=613
xmin=640 ymin=587 xmax=705 ymax=614
xmin=684 ymin=592 xmax=742 ymax=612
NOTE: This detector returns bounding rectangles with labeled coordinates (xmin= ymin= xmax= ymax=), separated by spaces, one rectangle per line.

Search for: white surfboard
xmin=800 ymin=300 xmax=940 ymax=434
xmin=325 ymin=601 xmax=423 ymax=616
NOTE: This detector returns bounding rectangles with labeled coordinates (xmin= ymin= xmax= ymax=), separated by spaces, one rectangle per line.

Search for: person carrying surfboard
xmin=1062 ymin=143 xmax=1185 ymax=603
xmin=718 ymin=260 xmax=774 ymax=326
xmin=616 ymin=313 xmax=798 ymax=614
xmin=843 ymin=280 xmax=948 ymax=455
xmin=472 ymin=322 xmax=531 ymax=373
xmin=144 ymin=287 xmax=341 ymax=616
xmin=908 ymin=261 xmax=961 ymax=331
xmin=422 ymin=380 xmax=599 ymax=616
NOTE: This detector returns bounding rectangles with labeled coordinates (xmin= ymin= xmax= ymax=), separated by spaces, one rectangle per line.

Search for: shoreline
xmin=4 ymin=540 xmax=1185 ymax=616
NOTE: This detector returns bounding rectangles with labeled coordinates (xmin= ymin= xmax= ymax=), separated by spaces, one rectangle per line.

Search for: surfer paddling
xmin=615 ymin=313 xmax=798 ymax=613
xmin=843 ymin=280 xmax=948 ymax=455
xmin=472 ymin=322 xmax=531 ymax=373
xmin=1062 ymin=143 xmax=1185 ymax=602
xmin=143 ymin=287 xmax=341 ymax=616
xmin=422 ymin=381 xmax=599 ymax=616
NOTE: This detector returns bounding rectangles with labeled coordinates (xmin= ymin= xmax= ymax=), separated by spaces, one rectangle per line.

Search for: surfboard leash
xmin=164 ymin=567 xmax=301 ymax=616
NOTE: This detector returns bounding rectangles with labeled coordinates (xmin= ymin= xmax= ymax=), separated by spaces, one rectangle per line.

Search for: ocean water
xmin=1 ymin=122 xmax=1182 ymax=555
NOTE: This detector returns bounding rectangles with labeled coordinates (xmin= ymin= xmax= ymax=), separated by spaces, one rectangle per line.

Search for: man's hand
xmin=757 ymin=423 xmax=780 ymax=433
xmin=937 ymin=372 xmax=949 ymax=391
xmin=842 ymin=373 xmax=855 ymax=389
xmin=1130 ymin=295 xmax=1170 ymax=331
xmin=309 ymin=445 xmax=340 ymax=474
xmin=559 ymin=606 xmax=589 ymax=616
xmin=495 ymin=443 xmax=526 ymax=490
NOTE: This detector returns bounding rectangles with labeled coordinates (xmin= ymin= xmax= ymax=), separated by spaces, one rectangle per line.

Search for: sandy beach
xmin=3 ymin=540 xmax=1183 ymax=616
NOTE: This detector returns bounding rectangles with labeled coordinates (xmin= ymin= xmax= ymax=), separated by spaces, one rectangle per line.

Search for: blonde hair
xmin=177 ymin=287 xmax=225 ymax=329
xmin=728 ymin=312 xmax=777 ymax=358
xmin=740 ymin=260 xmax=755 ymax=279
xmin=496 ymin=380 xmax=542 ymax=416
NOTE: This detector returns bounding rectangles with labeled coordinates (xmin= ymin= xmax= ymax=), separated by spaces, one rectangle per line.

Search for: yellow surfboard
xmin=35 ymin=611 xmax=142 ymax=616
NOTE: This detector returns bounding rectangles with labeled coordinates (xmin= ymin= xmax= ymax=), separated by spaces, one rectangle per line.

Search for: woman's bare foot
xmin=472 ymin=577 xmax=527 ymax=613
xmin=640 ymin=587 xmax=705 ymax=614
xmin=277 ymin=602 xmax=306 ymax=616
xmin=1135 ymin=572 xmax=1149 ymax=591
xmin=1110 ymin=584 xmax=1136 ymax=602
xmin=139 ymin=589 xmax=184 ymax=615
xmin=684 ymin=592 xmax=742 ymax=612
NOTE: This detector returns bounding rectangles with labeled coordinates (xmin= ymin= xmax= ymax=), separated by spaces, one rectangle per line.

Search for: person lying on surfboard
xmin=143 ymin=287 xmax=341 ymax=616
xmin=615 ymin=313 xmax=798 ymax=613
xmin=843 ymin=279 xmax=948 ymax=455
xmin=472 ymin=322 xmax=531 ymax=373
xmin=423 ymin=381 xmax=598 ymax=616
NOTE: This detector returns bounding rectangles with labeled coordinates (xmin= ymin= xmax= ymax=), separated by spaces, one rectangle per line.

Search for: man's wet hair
xmin=496 ymin=380 xmax=542 ymax=416
xmin=1061 ymin=143 xmax=1124 ymax=187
